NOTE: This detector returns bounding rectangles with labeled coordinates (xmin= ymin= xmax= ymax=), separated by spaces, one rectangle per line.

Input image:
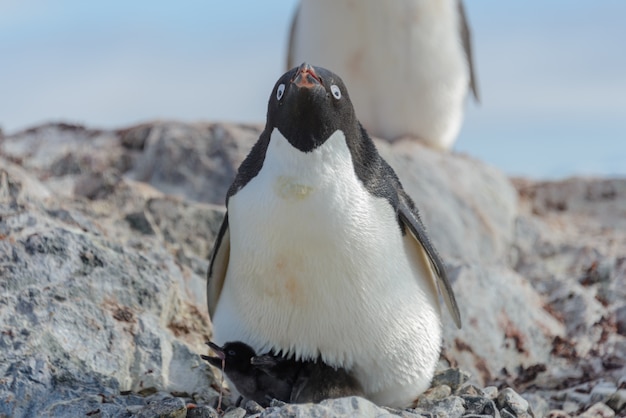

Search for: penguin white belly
xmin=211 ymin=128 xmax=442 ymax=407
xmin=290 ymin=0 xmax=469 ymax=149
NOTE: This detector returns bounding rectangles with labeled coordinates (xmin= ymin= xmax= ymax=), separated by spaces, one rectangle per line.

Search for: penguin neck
xmin=267 ymin=128 xmax=354 ymax=182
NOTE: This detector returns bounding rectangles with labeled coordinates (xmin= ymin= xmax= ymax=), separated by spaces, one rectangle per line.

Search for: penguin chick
xmin=202 ymin=341 xmax=294 ymax=406
xmin=251 ymin=355 xmax=365 ymax=403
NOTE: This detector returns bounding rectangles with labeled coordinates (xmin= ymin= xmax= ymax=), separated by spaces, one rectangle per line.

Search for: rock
xmin=606 ymin=389 xmax=626 ymax=414
xmin=483 ymin=387 xmax=499 ymax=400
xmin=430 ymin=368 xmax=470 ymax=391
xmin=457 ymin=384 xmax=485 ymax=397
xmin=419 ymin=384 xmax=452 ymax=402
xmin=579 ymin=402 xmax=615 ymax=418
xmin=461 ymin=395 xmax=498 ymax=416
xmin=221 ymin=406 xmax=247 ymax=418
xmin=186 ymin=405 xmax=220 ymax=418
xmin=1 ymin=121 xmax=625 ymax=416
xmin=378 ymin=140 xmax=518 ymax=265
xmin=0 ymin=158 xmax=219 ymax=416
xmin=127 ymin=122 xmax=259 ymax=205
xmin=496 ymin=388 xmax=532 ymax=418
xmin=261 ymin=396 xmax=395 ymax=417
xmin=441 ymin=265 xmax=564 ymax=386
xmin=414 ymin=396 xmax=465 ymax=418
xmin=590 ymin=381 xmax=618 ymax=404
xmin=242 ymin=399 xmax=265 ymax=415
xmin=133 ymin=396 xmax=186 ymax=418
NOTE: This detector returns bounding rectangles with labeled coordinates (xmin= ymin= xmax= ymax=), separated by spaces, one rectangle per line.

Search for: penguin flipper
xmin=397 ymin=195 xmax=462 ymax=329
xmin=457 ymin=0 xmax=480 ymax=102
xmin=207 ymin=213 xmax=230 ymax=318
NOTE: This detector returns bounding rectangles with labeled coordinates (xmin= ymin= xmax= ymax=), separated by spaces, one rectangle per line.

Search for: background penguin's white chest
xmin=211 ymin=128 xmax=442 ymax=407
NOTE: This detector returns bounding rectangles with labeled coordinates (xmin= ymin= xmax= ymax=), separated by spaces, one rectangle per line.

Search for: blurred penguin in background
xmin=287 ymin=0 xmax=479 ymax=151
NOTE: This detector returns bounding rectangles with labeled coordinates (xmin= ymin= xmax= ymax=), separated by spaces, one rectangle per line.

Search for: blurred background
xmin=1 ymin=0 xmax=625 ymax=179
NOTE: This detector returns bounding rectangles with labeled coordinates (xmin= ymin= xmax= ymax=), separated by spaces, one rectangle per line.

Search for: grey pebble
xmin=590 ymin=381 xmax=618 ymax=404
xmin=606 ymin=389 xmax=626 ymax=413
xmin=133 ymin=396 xmax=186 ymax=418
xmin=430 ymin=368 xmax=471 ymax=392
xmin=242 ymin=399 xmax=266 ymax=414
xmin=579 ymin=402 xmax=616 ymax=418
xmin=483 ymin=387 xmax=499 ymax=400
xmin=500 ymin=409 xmax=516 ymax=418
xmin=457 ymin=384 xmax=486 ymax=397
xmin=222 ymin=406 xmax=248 ymax=418
xmin=462 ymin=395 xmax=498 ymax=416
xmin=497 ymin=388 xmax=532 ymax=417
xmin=186 ymin=405 xmax=220 ymax=418
xmin=414 ymin=396 xmax=465 ymax=418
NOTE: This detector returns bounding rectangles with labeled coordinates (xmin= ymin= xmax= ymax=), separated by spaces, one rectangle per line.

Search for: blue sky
xmin=1 ymin=1 xmax=625 ymax=179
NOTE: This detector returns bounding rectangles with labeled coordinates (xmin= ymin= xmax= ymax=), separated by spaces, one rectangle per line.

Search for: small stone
xmin=381 ymin=406 xmax=403 ymax=415
xmin=460 ymin=395 xmax=499 ymax=416
xmin=430 ymin=368 xmax=470 ymax=391
xmin=242 ymin=399 xmax=265 ymax=414
xmin=125 ymin=211 xmax=155 ymax=235
xmin=500 ymin=408 xmax=516 ymax=418
xmin=186 ymin=405 xmax=220 ymax=418
xmin=457 ymin=384 xmax=485 ymax=397
xmin=419 ymin=384 xmax=452 ymax=403
xmin=497 ymin=388 xmax=531 ymax=417
xmin=221 ymin=406 xmax=247 ymax=418
xmin=590 ymin=381 xmax=618 ymax=404
xmin=134 ymin=396 xmax=186 ymax=418
xmin=579 ymin=402 xmax=615 ymax=418
xmin=415 ymin=396 xmax=465 ymax=418
xmin=269 ymin=399 xmax=287 ymax=408
xmin=383 ymin=407 xmax=422 ymax=418
xmin=606 ymin=389 xmax=626 ymax=413
xmin=483 ymin=386 xmax=499 ymax=400
xmin=461 ymin=415 xmax=496 ymax=418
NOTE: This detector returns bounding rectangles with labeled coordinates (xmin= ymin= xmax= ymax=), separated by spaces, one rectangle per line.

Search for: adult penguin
xmin=207 ymin=63 xmax=461 ymax=408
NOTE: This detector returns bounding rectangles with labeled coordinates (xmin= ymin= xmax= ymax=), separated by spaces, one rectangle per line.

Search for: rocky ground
xmin=0 ymin=122 xmax=624 ymax=417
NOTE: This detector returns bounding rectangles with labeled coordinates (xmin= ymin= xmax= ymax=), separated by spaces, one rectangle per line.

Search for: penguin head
xmin=204 ymin=341 xmax=256 ymax=373
xmin=266 ymin=63 xmax=358 ymax=152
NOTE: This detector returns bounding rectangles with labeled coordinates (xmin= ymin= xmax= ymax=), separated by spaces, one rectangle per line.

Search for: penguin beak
xmin=206 ymin=341 xmax=225 ymax=360
xmin=293 ymin=63 xmax=322 ymax=88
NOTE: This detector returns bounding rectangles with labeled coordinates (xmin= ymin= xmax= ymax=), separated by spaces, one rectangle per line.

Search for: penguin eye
xmin=330 ymin=85 xmax=341 ymax=99
xmin=276 ymin=84 xmax=285 ymax=100
xmin=228 ymin=350 xmax=237 ymax=357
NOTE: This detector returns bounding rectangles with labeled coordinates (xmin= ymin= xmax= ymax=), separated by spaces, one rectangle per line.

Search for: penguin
xmin=252 ymin=354 xmax=365 ymax=403
xmin=202 ymin=341 xmax=293 ymax=406
xmin=287 ymin=0 xmax=479 ymax=150
xmin=207 ymin=63 xmax=461 ymax=408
